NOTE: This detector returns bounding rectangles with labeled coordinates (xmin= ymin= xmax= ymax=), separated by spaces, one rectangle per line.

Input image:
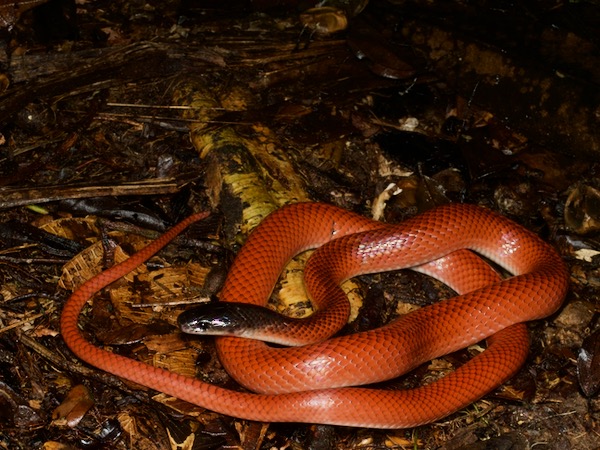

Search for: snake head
xmin=177 ymin=302 xmax=283 ymax=339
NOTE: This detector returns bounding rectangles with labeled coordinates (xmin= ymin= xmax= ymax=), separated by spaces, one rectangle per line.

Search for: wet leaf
xmin=578 ymin=328 xmax=600 ymax=397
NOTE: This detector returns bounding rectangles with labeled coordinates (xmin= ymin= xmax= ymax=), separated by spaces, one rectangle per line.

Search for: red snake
xmin=61 ymin=202 xmax=569 ymax=428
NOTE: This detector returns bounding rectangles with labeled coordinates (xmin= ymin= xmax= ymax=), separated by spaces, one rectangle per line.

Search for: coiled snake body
xmin=61 ymin=203 xmax=569 ymax=428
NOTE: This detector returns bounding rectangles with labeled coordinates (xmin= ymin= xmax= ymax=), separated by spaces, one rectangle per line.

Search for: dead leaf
xmin=52 ymin=384 xmax=94 ymax=427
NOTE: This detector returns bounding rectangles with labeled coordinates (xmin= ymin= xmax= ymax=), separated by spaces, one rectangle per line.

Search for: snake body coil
xmin=61 ymin=203 xmax=569 ymax=428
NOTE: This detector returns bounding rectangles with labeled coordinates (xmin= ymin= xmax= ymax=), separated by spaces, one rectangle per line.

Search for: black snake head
xmin=177 ymin=302 xmax=285 ymax=340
